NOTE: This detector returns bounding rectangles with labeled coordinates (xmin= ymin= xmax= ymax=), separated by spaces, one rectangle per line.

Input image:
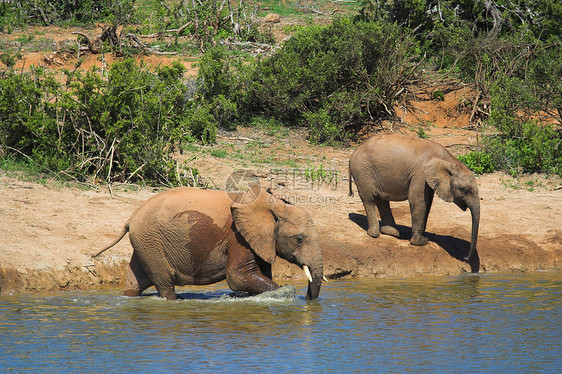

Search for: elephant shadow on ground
xmin=348 ymin=213 xmax=479 ymax=272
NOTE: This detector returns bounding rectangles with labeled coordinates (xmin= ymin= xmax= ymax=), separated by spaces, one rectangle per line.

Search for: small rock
xmin=265 ymin=13 xmax=281 ymax=23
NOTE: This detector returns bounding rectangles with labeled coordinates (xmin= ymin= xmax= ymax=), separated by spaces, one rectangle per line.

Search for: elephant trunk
xmin=466 ymin=201 xmax=480 ymax=266
xmin=304 ymin=256 xmax=324 ymax=300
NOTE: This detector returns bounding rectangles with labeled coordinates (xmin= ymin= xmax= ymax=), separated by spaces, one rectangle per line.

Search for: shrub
xmin=195 ymin=46 xmax=243 ymax=130
xmin=182 ymin=105 xmax=217 ymax=145
xmin=304 ymin=109 xmax=342 ymax=145
xmin=458 ymin=151 xmax=495 ymax=174
xmin=0 ymin=60 xmax=211 ymax=186
xmin=198 ymin=46 xmax=239 ymax=100
xmin=0 ymin=0 xmax=130 ymax=28
xmin=483 ymin=122 xmax=561 ymax=176
xmin=209 ymin=95 xmax=237 ymax=130
xmin=240 ymin=17 xmax=421 ymax=141
xmin=485 ymin=41 xmax=562 ymax=176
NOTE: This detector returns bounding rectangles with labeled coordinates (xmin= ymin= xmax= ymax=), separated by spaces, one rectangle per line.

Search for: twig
xmin=142 ymin=21 xmax=193 ymax=38
xmin=106 ymin=138 xmax=116 ymax=196
xmin=469 ymin=90 xmax=481 ymax=125
xmin=125 ymin=163 xmax=146 ymax=184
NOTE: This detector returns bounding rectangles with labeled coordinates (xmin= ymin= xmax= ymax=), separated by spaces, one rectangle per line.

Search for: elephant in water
xmin=349 ymin=133 xmax=480 ymax=265
xmin=93 ymin=185 xmax=324 ymax=300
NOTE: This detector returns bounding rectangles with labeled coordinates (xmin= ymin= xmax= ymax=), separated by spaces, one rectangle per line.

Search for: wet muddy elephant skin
xmin=349 ymin=133 xmax=480 ymax=266
xmin=93 ymin=186 xmax=323 ymax=300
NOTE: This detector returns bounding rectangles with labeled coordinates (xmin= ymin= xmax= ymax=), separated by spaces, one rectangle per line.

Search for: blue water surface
xmin=0 ymin=273 xmax=560 ymax=373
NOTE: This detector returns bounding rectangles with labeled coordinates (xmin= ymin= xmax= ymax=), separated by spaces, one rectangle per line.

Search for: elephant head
xmin=231 ymin=188 xmax=323 ymax=300
xmin=425 ymin=158 xmax=480 ymax=262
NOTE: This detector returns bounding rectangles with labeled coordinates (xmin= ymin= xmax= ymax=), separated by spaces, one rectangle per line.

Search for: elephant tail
xmin=348 ymin=164 xmax=354 ymax=197
xmin=92 ymin=223 xmax=129 ymax=258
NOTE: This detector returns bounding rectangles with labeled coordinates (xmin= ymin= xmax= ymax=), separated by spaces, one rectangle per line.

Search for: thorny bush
xmin=0 ymin=59 xmax=212 ymax=186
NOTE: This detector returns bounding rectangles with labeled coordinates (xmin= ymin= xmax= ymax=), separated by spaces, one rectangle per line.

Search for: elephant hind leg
xmin=135 ymin=245 xmax=178 ymax=300
xmin=124 ymin=251 xmax=153 ymax=297
xmin=361 ymin=198 xmax=380 ymax=238
xmin=375 ymin=199 xmax=400 ymax=238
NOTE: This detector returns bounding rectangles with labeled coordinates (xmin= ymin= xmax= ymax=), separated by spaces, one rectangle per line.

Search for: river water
xmin=1 ymin=273 xmax=560 ymax=373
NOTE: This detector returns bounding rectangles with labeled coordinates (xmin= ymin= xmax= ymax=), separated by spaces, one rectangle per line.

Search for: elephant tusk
xmin=323 ymin=275 xmax=329 ymax=283
xmin=303 ymin=266 xmax=313 ymax=283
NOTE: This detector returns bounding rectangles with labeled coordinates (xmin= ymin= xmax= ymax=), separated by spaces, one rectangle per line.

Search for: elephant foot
xmin=155 ymin=286 xmax=177 ymax=300
xmin=367 ymin=228 xmax=380 ymax=238
xmin=381 ymin=225 xmax=400 ymax=238
xmin=410 ymin=235 xmax=429 ymax=246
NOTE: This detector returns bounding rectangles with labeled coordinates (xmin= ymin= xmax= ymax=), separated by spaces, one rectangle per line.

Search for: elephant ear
xmin=231 ymin=187 xmax=277 ymax=264
xmin=424 ymin=158 xmax=455 ymax=203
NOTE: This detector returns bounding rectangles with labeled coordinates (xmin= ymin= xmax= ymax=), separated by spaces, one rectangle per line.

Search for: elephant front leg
xmin=409 ymin=204 xmax=429 ymax=246
xmin=226 ymin=245 xmax=279 ymax=295
xmin=408 ymin=199 xmax=430 ymax=246
xmin=408 ymin=182 xmax=434 ymax=246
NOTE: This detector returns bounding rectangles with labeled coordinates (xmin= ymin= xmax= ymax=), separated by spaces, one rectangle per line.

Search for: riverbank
xmin=1 ymin=126 xmax=560 ymax=294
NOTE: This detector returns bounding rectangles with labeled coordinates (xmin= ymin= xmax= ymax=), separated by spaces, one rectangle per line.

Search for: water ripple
xmin=0 ymin=273 xmax=560 ymax=373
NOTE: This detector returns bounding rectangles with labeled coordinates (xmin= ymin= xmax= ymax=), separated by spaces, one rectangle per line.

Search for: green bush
xmin=458 ymin=151 xmax=495 ymax=174
xmin=0 ymin=60 xmax=212 ymax=186
xmin=182 ymin=105 xmax=217 ymax=145
xmin=483 ymin=122 xmax=561 ymax=176
xmin=198 ymin=46 xmax=239 ymax=100
xmin=484 ymin=41 xmax=562 ymax=176
xmin=0 ymin=0 xmax=130 ymax=29
xmin=241 ymin=17 xmax=420 ymax=141
xmin=304 ymin=109 xmax=342 ymax=145
xmin=195 ymin=46 xmax=243 ymax=130
xmin=209 ymin=95 xmax=237 ymax=130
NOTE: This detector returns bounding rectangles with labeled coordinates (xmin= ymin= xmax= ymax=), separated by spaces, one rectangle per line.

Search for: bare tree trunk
xmin=484 ymin=0 xmax=504 ymax=38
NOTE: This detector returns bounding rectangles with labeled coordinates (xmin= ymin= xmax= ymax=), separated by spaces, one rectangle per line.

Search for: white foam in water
xmin=251 ymin=284 xmax=297 ymax=300
xmin=119 ymin=285 xmax=297 ymax=303
xmin=217 ymin=284 xmax=297 ymax=302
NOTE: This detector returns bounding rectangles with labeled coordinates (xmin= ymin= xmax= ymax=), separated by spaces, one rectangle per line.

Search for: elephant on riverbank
xmin=349 ymin=133 xmax=480 ymax=267
xmin=93 ymin=185 xmax=324 ymax=300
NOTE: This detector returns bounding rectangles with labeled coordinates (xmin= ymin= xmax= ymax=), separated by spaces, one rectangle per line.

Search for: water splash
xmin=218 ymin=284 xmax=297 ymax=302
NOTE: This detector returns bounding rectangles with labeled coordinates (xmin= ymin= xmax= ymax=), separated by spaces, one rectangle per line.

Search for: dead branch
xmin=72 ymin=25 xmax=122 ymax=55
xmin=142 ymin=21 xmax=194 ymax=38
xmin=72 ymin=31 xmax=102 ymax=54
xmin=295 ymin=2 xmax=337 ymax=15
xmin=469 ymin=90 xmax=482 ymax=125
xmin=219 ymin=38 xmax=278 ymax=56
xmin=484 ymin=0 xmax=505 ymax=38
xmin=124 ymin=33 xmax=178 ymax=55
